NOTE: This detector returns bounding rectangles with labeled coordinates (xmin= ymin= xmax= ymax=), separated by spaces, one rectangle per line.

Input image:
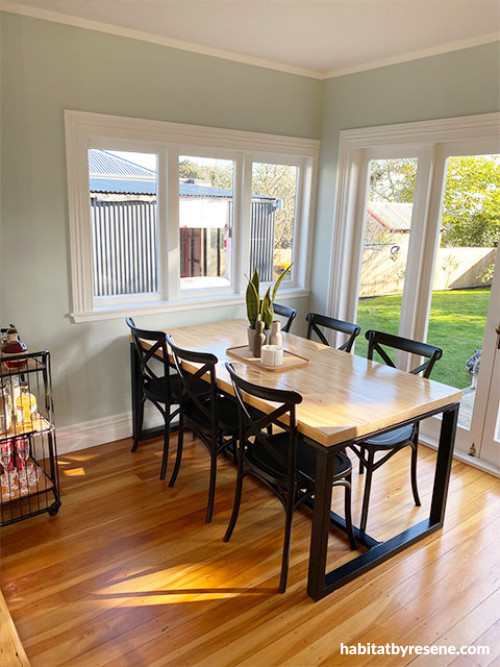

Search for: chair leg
xmin=168 ymin=422 xmax=184 ymax=487
xmin=278 ymin=494 xmax=295 ymax=594
xmin=223 ymin=469 xmax=244 ymax=542
xmin=159 ymin=417 xmax=170 ymax=480
xmin=358 ymin=447 xmax=364 ymax=474
xmin=131 ymin=397 xmax=145 ymax=452
xmin=360 ymin=451 xmax=375 ymax=533
xmin=410 ymin=443 xmax=421 ymax=507
xmin=343 ymin=475 xmax=357 ymax=550
xmin=205 ymin=452 xmax=218 ymax=523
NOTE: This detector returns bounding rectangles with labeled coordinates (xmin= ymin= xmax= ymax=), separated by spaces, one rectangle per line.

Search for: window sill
xmin=70 ymin=287 xmax=310 ymax=323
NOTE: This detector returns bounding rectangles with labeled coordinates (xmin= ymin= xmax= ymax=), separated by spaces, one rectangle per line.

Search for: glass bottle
xmin=15 ymin=383 xmax=37 ymax=426
xmin=0 ymin=384 xmax=12 ymax=435
xmin=1 ymin=324 xmax=27 ymax=369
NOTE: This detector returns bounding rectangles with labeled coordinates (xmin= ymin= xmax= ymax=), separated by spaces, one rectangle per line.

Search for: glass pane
xmin=427 ymin=154 xmax=500 ymax=431
xmin=179 ymin=156 xmax=234 ymax=289
xmin=251 ymin=162 xmax=297 ymax=282
xmin=89 ymin=149 xmax=159 ymax=298
xmin=356 ymin=158 xmax=419 ymax=359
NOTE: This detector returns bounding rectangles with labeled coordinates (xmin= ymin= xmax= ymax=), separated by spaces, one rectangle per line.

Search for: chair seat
xmin=247 ymin=432 xmax=352 ymax=484
xmin=182 ymin=394 xmax=240 ymax=435
xmin=362 ymin=424 xmax=415 ymax=449
xmin=145 ymin=374 xmax=208 ymax=404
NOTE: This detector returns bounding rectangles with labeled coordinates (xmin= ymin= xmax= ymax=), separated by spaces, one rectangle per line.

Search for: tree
xmin=440 ymin=156 xmax=500 ymax=247
xmin=178 ymin=158 xmax=233 ymax=190
xmin=369 ymin=158 xmax=417 ymax=203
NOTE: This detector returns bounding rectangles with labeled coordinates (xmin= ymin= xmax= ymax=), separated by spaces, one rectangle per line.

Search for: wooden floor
xmin=0 ymin=433 xmax=498 ymax=666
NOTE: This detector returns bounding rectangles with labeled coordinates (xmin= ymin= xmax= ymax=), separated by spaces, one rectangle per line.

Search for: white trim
xmin=420 ymin=438 xmax=499 ymax=479
xmin=55 ymin=404 xmax=164 ymax=454
xmin=55 ymin=407 xmax=499 ymax=478
xmin=65 ymin=111 xmax=320 ymax=156
xmin=323 ymin=34 xmax=500 ymax=79
xmin=70 ymin=288 xmax=310 ymax=323
xmin=0 ymin=2 xmax=321 ymax=79
xmin=65 ymin=110 xmax=318 ymax=322
xmin=56 ymin=412 xmax=132 ymax=454
xmin=2 ymin=2 xmax=498 ymax=80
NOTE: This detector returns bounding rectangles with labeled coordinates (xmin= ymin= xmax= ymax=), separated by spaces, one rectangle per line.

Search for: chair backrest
xmin=259 ymin=301 xmax=297 ymax=333
xmin=365 ymin=330 xmax=443 ymax=378
xmin=166 ymin=334 xmax=218 ymax=431
xmin=225 ymin=362 xmax=302 ymax=482
xmin=126 ymin=317 xmax=173 ymax=399
xmin=305 ymin=313 xmax=361 ymax=352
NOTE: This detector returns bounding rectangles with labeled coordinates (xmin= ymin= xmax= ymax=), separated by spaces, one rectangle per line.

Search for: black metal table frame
xmin=306 ymin=402 xmax=459 ymax=601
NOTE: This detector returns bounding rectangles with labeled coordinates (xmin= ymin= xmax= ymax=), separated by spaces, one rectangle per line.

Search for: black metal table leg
xmin=307 ymin=448 xmax=335 ymax=599
xmin=306 ymin=402 xmax=460 ymax=601
xmin=430 ymin=404 xmax=459 ymax=525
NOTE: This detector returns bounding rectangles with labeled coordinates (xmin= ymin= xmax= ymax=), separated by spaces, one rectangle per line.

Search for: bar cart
xmin=0 ymin=350 xmax=60 ymax=525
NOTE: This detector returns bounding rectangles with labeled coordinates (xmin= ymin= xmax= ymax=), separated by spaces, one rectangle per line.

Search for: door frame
xmin=327 ymin=112 xmax=500 ymax=469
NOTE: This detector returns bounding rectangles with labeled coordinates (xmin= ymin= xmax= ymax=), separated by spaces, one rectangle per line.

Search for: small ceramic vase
xmin=269 ymin=320 xmax=283 ymax=348
xmin=252 ymin=321 xmax=267 ymax=358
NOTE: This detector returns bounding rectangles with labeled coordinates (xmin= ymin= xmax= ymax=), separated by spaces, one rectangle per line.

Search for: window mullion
xmin=166 ymin=146 xmax=180 ymax=300
xmin=236 ymin=154 xmax=253 ymax=294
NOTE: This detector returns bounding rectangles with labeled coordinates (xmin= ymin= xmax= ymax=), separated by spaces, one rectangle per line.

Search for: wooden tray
xmin=226 ymin=345 xmax=309 ymax=371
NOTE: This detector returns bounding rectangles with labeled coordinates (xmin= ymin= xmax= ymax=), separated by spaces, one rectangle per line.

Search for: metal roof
xmin=89 ymin=149 xmax=277 ymax=201
xmin=88 ymin=149 xmax=156 ymax=178
xmin=367 ymin=202 xmax=413 ymax=232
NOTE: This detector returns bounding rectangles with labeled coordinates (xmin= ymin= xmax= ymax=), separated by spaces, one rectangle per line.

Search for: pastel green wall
xmin=1 ymin=11 xmax=498 ymax=434
xmin=0 ymin=12 xmax=321 ymax=428
xmin=311 ymin=42 xmax=500 ymax=314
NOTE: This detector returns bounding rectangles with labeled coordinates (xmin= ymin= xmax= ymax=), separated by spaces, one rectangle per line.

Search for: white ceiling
xmin=3 ymin=0 xmax=500 ymax=77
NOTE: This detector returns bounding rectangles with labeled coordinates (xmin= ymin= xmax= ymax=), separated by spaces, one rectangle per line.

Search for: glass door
xmin=354 ymin=156 xmax=420 ymax=358
xmin=330 ymin=116 xmax=500 ymax=472
xmin=422 ymin=152 xmax=500 ymax=465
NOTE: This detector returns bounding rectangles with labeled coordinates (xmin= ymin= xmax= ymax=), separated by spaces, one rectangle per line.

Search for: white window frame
xmin=328 ymin=112 xmax=500 ymax=464
xmin=65 ymin=110 xmax=319 ymax=323
xmin=328 ymin=113 xmax=500 ymax=343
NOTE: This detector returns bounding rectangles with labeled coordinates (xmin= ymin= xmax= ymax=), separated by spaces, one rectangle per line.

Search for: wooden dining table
xmin=130 ymin=318 xmax=462 ymax=601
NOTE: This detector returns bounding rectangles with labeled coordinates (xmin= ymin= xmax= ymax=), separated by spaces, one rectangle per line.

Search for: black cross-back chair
xmin=259 ymin=301 xmax=297 ymax=333
xmin=223 ymin=362 xmax=356 ymax=593
xmin=305 ymin=313 xmax=361 ymax=352
xmin=166 ymin=335 xmax=239 ymax=524
xmin=352 ymin=329 xmax=443 ymax=532
xmin=126 ymin=317 xmax=180 ymax=480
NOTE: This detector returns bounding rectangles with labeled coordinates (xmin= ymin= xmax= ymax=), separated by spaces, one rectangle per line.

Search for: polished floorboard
xmin=0 ymin=434 xmax=498 ymax=666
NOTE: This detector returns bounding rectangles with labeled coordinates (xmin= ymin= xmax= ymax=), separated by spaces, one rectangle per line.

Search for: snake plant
xmin=246 ymin=265 xmax=292 ymax=329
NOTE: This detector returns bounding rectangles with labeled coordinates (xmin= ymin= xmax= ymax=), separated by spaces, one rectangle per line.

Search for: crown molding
xmin=0 ymin=1 xmax=322 ymax=79
xmin=323 ymin=33 xmax=500 ymax=79
xmin=1 ymin=1 xmax=498 ymax=81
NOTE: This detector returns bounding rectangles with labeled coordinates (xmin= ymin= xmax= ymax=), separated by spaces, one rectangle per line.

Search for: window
xmin=251 ymin=162 xmax=298 ymax=283
xmin=65 ymin=111 xmax=318 ymax=321
xmin=178 ymin=155 xmax=234 ymax=291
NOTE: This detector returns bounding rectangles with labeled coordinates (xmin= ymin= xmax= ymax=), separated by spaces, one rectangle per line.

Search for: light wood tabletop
xmin=164 ymin=319 xmax=462 ymax=448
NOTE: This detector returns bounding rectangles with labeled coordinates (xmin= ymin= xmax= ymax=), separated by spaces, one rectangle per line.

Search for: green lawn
xmin=355 ymin=288 xmax=491 ymax=388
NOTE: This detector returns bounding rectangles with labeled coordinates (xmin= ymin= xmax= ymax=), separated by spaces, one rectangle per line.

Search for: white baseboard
xmin=55 ymin=405 xmax=164 ymax=454
xmin=55 ymin=410 xmax=499 ymax=479
xmin=420 ymin=436 xmax=499 ymax=478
